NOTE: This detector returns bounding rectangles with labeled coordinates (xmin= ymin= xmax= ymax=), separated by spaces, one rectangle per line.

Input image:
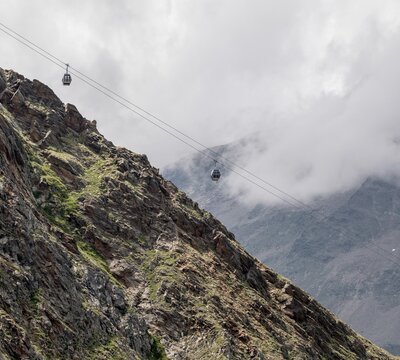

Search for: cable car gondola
xmin=210 ymin=160 xmax=221 ymax=182
xmin=62 ymin=64 xmax=72 ymax=86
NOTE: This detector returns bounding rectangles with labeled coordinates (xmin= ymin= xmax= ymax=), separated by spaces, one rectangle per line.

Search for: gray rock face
xmin=165 ymin=144 xmax=400 ymax=355
xmin=0 ymin=67 xmax=396 ymax=359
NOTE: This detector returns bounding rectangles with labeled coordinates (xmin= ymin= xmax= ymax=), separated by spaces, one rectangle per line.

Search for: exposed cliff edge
xmin=0 ymin=68 xmax=396 ymax=359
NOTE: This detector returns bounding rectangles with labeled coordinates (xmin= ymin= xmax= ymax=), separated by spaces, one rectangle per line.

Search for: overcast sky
xmin=1 ymin=0 xmax=400 ymax=205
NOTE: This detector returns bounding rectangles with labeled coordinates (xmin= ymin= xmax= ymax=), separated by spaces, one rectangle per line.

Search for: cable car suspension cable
xmin=1 ymin=21 xmax=399 ymax=266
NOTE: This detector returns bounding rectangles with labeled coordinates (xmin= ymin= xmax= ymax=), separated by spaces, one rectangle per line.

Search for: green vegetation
xmin=149 ymin=335 xmax=168 ymax=360
xmin=82 ymin=300 xmax=102 ymax=317
xmin=66 ymin=157 xmax=117 ymax=208
xmin=77 ymin=241 xmax=108 ymax=271
xmin=0 ymin=104 xmax=14 ymax=123
xmin=79 ymin=158 xmax=107 ymax=197
xmin=29 ymin=152 xmax=114 ymax=231
xmin=138 ymin=234 xmax=148 ymax=247
xmin=182 ymin=204 xmax=203 ymax=221
xmin=173 ymin=199 xmax=203 ymax=221
xmin=189 ymin=331 xmax=226 ymax=360
xmin=86 ymin=336 xmax=127 ymax=360
xmin=77 ymin=241 xmax=121 ymax=287
xmin=30 ymin=160 xmax=78 ymax=229
xmin=138 ymin=250 xmax=181 ymax=302
xmin=47 ymin=147 xmax=79 ymax=163
xmin=39 ymin=164 xmax=67 ymax=194
xmin=31 ymin=288 xmax=43 ymax=309
xmin=122 ymin=180 xmax=147 ymax=199
xmin=84 ymin=332 xmax=167 ymax=360
xmin=62 ymin=132 xmax=86 ymax=147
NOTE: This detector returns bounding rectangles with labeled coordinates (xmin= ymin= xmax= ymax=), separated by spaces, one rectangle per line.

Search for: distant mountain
xmin=164 ymin=142 xmax=400 ymax=355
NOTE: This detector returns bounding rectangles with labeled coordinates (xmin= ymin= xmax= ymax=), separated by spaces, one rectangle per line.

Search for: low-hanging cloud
xmin=224 ymin=7 xmax=400 ymax=206
xmin=1 ymin=0 xmax=400 ymax=206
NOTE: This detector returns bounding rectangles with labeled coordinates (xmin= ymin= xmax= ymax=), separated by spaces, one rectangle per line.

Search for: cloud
xmin=224 ymin=8 xmax=400 ymax=205
xmin=1 ymin=0 xmax=400 ymax=205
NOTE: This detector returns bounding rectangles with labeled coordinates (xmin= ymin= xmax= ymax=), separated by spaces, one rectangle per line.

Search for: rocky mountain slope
xmin=0 ymin=68 xmax=396 ymax=359
xmin=165 ymin=143 xmax=400 ymax=355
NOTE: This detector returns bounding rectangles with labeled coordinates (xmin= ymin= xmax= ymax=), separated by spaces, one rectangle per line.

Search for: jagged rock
xmin=31 ymin=79 xmax=62 ymax=106
xmin=10 ymin=89 xmax=24 ymax=107
xmin=29 ymin=119 xmax=42 ymax=143
xmin=0 ymin=70 xmax=6 ymax=93
xmin=0 ymin=67 xmax=397 ymax=360
xmin=64 ymin=103 xmax=87 ymax=133
xmin=38 ymin=130 xmax=58 ymax=148
xmin=44 ymin=149 xmax=83 ymax=185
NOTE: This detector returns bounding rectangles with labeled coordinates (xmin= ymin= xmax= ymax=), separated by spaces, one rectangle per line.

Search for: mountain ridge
xmin=0 ymin=67 xmax=396 ymax=359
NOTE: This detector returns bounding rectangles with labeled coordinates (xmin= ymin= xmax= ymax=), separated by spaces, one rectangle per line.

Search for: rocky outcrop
xmin=0 ymin=67 xmax=396 ymax=359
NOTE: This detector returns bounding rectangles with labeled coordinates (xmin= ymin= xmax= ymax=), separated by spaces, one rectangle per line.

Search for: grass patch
xmin=47 ymin=147 xmax=79 ymax=163
xmin=39 ymin=164 xmax=67 ymax=195
xmin=149 ymin=335 xmax=168 ymax=360
xmin=80 ymin=159 xmax=107 ymax=197
xmin=122 ymin=180 xmax=147 ymax=198
xmin=82 ymin=300 xmax=103 ymax=317
xmin=31 ymin=288 xmax=43 ymax=310
xmin=46 ymin=147 xmax=83 ymax=174
xmin=172 ymin=192 xmax=203 ymax=220
xmin=0 ymin=104 xmax=15 ymax=123
xmin=77 ymin=241 xmax=122 ymax=287
xmin=138 ymin=234 xmax=147 ymax=247
xmin=67 ymin=157 xmax=116 ymax=206
xmin=138 ymin=250 xmax=181 ymax=302
xmin=30 ymin=155 xmax=113 ymax=231
xmin=63 ymin=132 xmax=86 ymax=146
xmin=175 ymin=202 xmax=203 ymax=221
xmin=77 ymin=241 xmax=108 ymax=272
xmin=0 ymin=174 xmax=4 ymax=191
xmin=30 ymin=160 xmax=79 ymax=229
xmin=86 ymin=336 xmax=127 ymax=360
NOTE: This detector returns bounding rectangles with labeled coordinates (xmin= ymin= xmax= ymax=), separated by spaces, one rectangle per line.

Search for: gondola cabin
xmin=62 ymin=64 xmax=72 ymax=86
xmin=211 ymin=168 xmax=221 ymax=181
